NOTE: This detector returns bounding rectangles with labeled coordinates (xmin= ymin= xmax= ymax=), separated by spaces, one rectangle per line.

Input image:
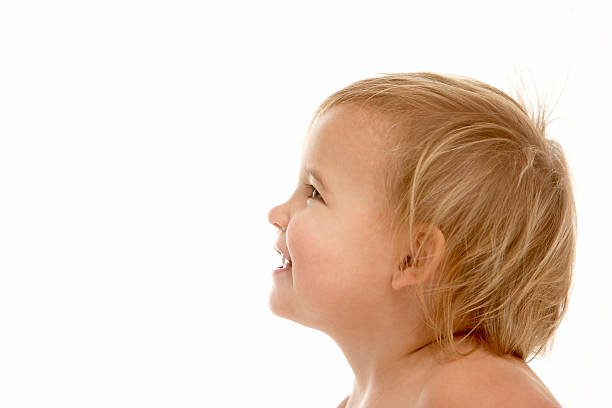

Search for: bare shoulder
xmin=416 ymin=351 xmax=563 ymax=408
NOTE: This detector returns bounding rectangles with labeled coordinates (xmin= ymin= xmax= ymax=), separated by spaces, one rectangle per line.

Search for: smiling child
xmin=267 ymin=72 xmax=575 ymax=408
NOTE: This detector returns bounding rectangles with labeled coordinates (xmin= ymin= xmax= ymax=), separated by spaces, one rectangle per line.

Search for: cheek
xmin=288 ymin=216 xmax=348 ymax=309
xmin=288 ymin=212 xmax=386 ymax=318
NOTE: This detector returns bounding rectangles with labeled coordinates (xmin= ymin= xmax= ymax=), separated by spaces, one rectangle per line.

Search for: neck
xmin=334 ymin=328 xmax=438 ymax=407
xmin=339 ymin=334 xmax=480 ymax=408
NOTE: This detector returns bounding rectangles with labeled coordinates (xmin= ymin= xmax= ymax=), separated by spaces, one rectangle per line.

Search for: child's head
xmin=268 ymin=72 xmax=576 ymax=363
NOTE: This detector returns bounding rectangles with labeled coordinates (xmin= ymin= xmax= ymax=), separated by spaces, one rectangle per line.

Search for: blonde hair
xmin=309 ymin=72 xmax=577 ymax=362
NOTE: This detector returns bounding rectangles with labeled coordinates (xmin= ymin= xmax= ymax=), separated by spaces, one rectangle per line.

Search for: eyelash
xmin=304 ymin=183 xmax=323 ymax=201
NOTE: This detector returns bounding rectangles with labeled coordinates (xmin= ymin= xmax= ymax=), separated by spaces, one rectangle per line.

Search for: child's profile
xmin=267 ymin=72 xmax=574 ymax=408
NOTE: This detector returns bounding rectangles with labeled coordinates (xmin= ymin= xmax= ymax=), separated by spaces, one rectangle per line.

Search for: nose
xmin=267 ymin=203 xmax=288 ymax=232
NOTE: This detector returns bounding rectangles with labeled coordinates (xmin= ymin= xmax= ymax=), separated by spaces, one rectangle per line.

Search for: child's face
xmin=268 ymin=104 xmax=402 ymax=333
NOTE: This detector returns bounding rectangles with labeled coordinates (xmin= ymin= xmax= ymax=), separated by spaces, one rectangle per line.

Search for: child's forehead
xmin=301 ymin=104 xmax=391 ymax=190
xmin=305 ymin=104 xmax=390 ymax=154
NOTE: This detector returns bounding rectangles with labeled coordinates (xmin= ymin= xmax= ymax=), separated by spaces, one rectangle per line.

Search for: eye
xmin=304 ymin=183 xmax=323 ymax=201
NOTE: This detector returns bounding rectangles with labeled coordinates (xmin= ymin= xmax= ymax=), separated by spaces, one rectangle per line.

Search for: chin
xmin=268 ymin=292 xmax=295 ymax=320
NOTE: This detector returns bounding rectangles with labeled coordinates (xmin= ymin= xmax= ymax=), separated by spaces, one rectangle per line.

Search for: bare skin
xmin=338 ymin=340 xmax=562 ymax=407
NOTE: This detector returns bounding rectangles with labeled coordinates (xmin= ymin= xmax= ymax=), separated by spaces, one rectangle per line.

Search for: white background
xmin=0 ymin=0 xmax=610 ymax=407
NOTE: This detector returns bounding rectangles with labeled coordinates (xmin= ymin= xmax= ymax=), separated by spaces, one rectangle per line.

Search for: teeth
xmin=282 ymin=255 xmax=291 ymax=268
xmin=276 ymin=250 xmax=292 ymax=269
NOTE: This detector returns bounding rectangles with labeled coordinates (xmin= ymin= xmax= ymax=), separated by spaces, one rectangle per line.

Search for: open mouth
xmin=273 ymin=254 xmax=292 ymax=274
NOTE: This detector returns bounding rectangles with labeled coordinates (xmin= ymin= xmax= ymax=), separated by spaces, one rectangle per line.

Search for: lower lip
xmin=273 ymin=264 xmax=292 ymax=275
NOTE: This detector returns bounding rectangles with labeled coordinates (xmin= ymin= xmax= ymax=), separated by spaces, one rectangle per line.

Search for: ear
xmin=391 ymin=226 xmax=446 ymax=291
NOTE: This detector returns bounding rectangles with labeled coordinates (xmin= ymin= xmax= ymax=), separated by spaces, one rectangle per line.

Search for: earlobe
xmin=391 ymin=226 xmax=446 ymax=291
xmin=392 ymin=256 xmax=424 ymax=290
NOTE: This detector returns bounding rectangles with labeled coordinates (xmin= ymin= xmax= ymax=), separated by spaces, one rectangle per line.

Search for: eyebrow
xmin=306 ymin=167 xmax=330 ymax=193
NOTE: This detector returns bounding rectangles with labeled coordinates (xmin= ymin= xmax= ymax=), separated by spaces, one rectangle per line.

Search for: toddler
xmin=267 ymin=72 xmax=575 ymax=407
